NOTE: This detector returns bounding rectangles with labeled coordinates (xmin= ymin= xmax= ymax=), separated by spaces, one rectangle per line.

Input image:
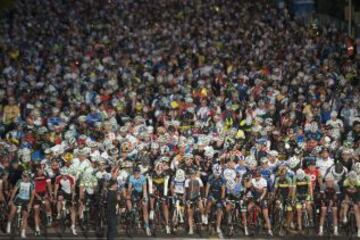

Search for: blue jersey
xmin=128 ymin=175 xmax=146 ymax=193
xmin=208 ymin=175 xmax=225 ymax=197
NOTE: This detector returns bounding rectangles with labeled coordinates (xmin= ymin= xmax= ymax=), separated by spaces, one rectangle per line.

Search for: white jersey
xmin=316 ymin=158 xmax=334 ymax=177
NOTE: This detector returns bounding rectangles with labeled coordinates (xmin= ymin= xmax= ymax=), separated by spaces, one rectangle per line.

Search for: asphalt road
xmin=0 ymin=225 xmax=354 ymax=240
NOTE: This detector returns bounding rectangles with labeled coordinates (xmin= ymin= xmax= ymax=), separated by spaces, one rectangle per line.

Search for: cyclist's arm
xmin=9 ymin=185 xmax=19 ymax=203
xmin=260 ymin=187 xmax=267 ymax=201
xmin=142 ymin=181 xmax=148 ymax=200
xmin=54 ymin=183 xmax=59 ymax=199
xmin=221 ymin=184 xmax=225 ymax=200
xmin=292 ymin=181 xmax=296 ymax=201
xmin=308 ymin=179 xmax=313 ymax=200
xmin=71 ymin=180 xmax=76 ymax=200
xmin=46 ymin=179 xmax=52 ymax=198
xmin=29 ymin=189 xmax=35 ymax=207
xmin=0 ymin=179 xmax=4 ymax=201
xmin=205 ymin=183 xmax=210 ymax=199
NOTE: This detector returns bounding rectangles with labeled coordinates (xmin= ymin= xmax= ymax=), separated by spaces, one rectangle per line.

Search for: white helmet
xmin=288 ymin=156 xmax=300 ymax=169
xmin=212 ymin=164 xmax=223 ymax=176
xmin=296 ymin=169 xmax=306 ymax=180
xmin=175 ymin=169 xmax=185 ymax=182
xmin=352 ymin=162 xmax=360 ymax=174
xmin=223 ymin=168 xmax=236 ymax=181
xmin=60 ymin=167 xmax=69 ymax=176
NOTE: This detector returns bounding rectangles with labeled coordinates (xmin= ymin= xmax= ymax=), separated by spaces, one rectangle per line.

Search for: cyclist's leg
xmin=78 ymin=186 xmax=85 ymax=221
xmin=162 ymin=198 xmax=169 ymax=226
xmin=342 ymin=195 xmax=350 ymax=223
xmin=225 ymin=201 xmax=233 ymax=224
xmin=261 ymin=200 xmax=272 ymax=232
xmin=142 ymin=196 xmax=150 ymax=227
xmin=296 ymin=201 xmax=302 ymax=230
xmin=187 ymin=202 xmax=194 ymax=234
xmin=33 ymin=202 xmax=41 ymax=232
xmin=354 ymin=203 xmax=360 ymax=230
xmin=216 ymin=201 xmax=223 ymax=231
xmin=57 ymin=195 xmax=64 ymax=219
xmin=21 ymin=203 xmax=29 ymax=233
xmin=318 ymin=202 xmax=326 ymax=235
xmin=306 ymin=199 xmax=313 ymax=224
xmin=332 ymin=205 xmax=338 ymax=234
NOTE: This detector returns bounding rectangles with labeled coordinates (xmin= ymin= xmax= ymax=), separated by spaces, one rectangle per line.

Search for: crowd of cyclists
xmin=0 ymin=0 xmax=359 ymax=239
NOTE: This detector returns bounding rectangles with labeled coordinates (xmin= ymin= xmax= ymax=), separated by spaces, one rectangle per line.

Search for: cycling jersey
xmin=15 ymin=180 xmax=34 ymax=200
xmin=320 ymin=183 xmax=340 ymax=204
xmin=79 ymin=175 xmax=98 ymax=195
xmin=185 ymin=177 xmax=203 ymax=200
xmin=304 ymin=168 xmax=320 ymax=191
xmin=294 ymin=176 xmax=311 ymax=199
xmin=55 ymin=175 xmax=75 ymax=194
xmin=251 ymin=177 xmax=267 ymax=199
xmin=275 ymin=176 xmax=292 ymax=199
xmin=116 ymin=170 xmax=129 ymax=191
xmin=226 ymin=181 xmax=244 ymax=200
xmin=172 ymin=178 xmax=185 ymax=195
xmin=207 ymin=175 xmax=225 ymax=199
xmin=343 ymin=178 xmax=360 ymax=201
xmin=128 ymin=175 xmax=146 ymax=193
xmin=33 ymin=174 xmax=50 ymax=193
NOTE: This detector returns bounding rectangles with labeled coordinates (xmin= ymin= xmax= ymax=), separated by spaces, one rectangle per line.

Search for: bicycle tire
xmin=41 ymin=209 xmax=48 ymax=237
xmin=194 ymin=207 xmax=202 ymax=237
xmin=10 ymin=212 xmax=19 ymax=239
xmin=60 ymin=210 xmax=67 ymax=234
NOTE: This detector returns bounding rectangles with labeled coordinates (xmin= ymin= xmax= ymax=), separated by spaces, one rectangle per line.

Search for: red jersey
xmin=34 ymin=174 xmax=50 ymax=193
xmin=305 ymin=168 xmax=320 ymax=190
xmin=55 ymin=175 xmax=75 ymax=194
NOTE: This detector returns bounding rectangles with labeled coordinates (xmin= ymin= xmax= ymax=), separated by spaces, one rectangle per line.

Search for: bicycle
xmin=36 ymin=198 xmax=49 ymax=237
xmin=300 ymin=200 xmax=310 ymax=235
xmin=10 ymin=204 xmax=24 ymax=239
xmin=247 ymin=200 xmax=263 ymax=236
xmin=149 ymin=195 xmax=167 ymax=236
xmin=272 ymin=199 xmax=286 ymax=236
xmin=345 ymin=201 xmax=357 ymax=239
xmin=225 ymin=199 xmax=242 ymax=237
xmin=170 ymin=196 xmax=185 ymax=233
xmin=58 ymin=199 xmax=72 ymax=235
xmin=95 ymin=196 xmax=107 ymax=238
xmin=186 ymin=198 xmax=203 ymax=237
xmin=124 ymin=197 xmax=143 ymax=237
xmin=0 ymin=201 xmax=7 ymax=233
xmin=80 ymin=197 xmax=92 ymax=237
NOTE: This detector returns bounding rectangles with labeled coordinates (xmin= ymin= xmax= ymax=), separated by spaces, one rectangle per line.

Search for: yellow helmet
xmin=62 ymin=153 xmax=73 ymax=162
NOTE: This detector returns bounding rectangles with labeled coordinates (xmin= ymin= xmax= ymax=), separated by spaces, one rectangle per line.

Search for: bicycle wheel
xmin=41 ymin=210 xmax=48 ymax=237
xmin=10 ymin=212 xmax=19 ymax=239
xmin=125 ymin=210 xmax=135 ymax=237
xmin=194 ymin=208 xmax=202 ymax=237
xmin=82 ymin=209 xmax=90 ymax=236
xmin=59 ymin=209 xmax=67 ymax=235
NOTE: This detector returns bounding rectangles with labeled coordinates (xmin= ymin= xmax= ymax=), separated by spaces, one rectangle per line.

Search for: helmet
xmin=304 ymin=156 xmax=316 ymax=166
xmin=62 ymin=153 xmax=73 ymax=162
xmin=60 ymin=168 xmax=69 ymax=176
xmin=296 ymin=169 xmax=306 ymax=180
xmin=22 ymin=171 xmax=31 ymax=177
xmin=160 ymin=156 xmax=170 ymax=163
xmin=287 ymin=156 xmax=300 ymax=170
xmin=223 ymin=168 xmax=236 ymax=181
xmin=226 ymin=178 xmax=236 ymax=191
xmin=247 ymin=159 xmax=258 ymax=169
xmin=133 ymin=166 xmax=141 ymax=173
xmin=278 ymin=166 xmax=288 ymax=176
xmin=212 ymin=164 xmax=222 ymax=176
xmin=175 ymin=169 xmax=185 ymax=182
xmin=353 ymin=162 xmax=360 ymax=174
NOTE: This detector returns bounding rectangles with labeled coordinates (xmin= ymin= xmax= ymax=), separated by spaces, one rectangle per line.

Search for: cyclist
xmin=342 ymin=171 xmax=360 ymax=237
xmin=250 ymin=170 xmax=273 ymax=236
xmin=6 ymin=171 xmax=35 ymax=238
xmin=184 ymin=167 xmax=205 ymax=235
xmin=54 ymin=167 xmax=77 ymax=235
xmin=127 ymin=165 xmax=151 ymax=236
xmin=274 ymin=166 xmax=293 ymax=232
xmin=318 ymin=174 xmax=340 ymax=236
xmin=78 ymin=167 xmax=98 ymax=225
xmin=225 ymin=174 xmax=248 ymax=236
xmin=148 ymin=159 xmax=171 ymax=234
xmin=33 ymin=165 xmax=53 ymax=236
xmin=292 ymin=168 xmax=313 ymax=232
xmin=204 ymin=164 xmax=226 ymax=234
